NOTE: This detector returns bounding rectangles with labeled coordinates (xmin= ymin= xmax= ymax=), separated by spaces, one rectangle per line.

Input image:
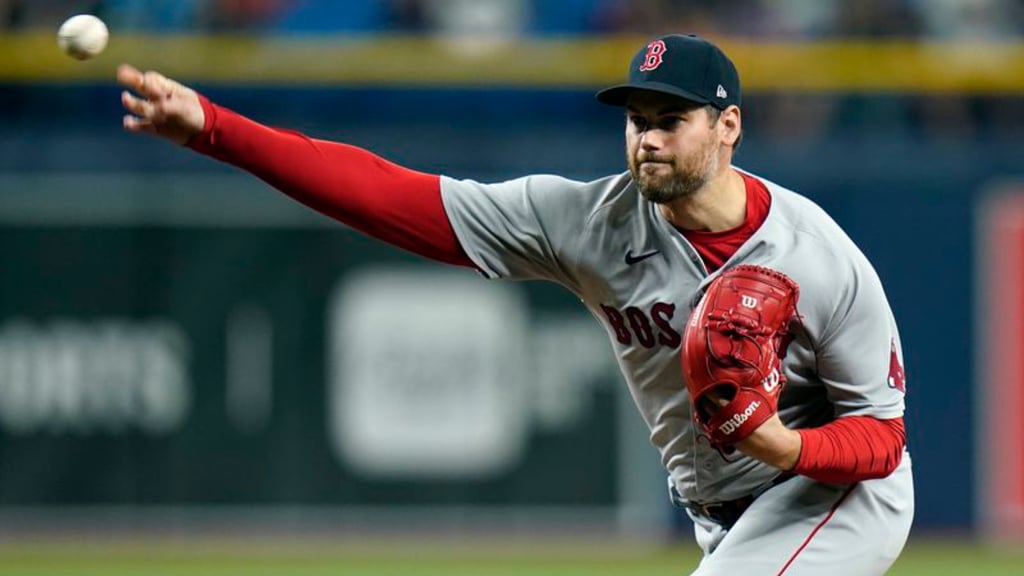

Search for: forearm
xmin=737 ymin=414 xmax=905 ymax=485
xmin=187 ymin=95 xmax=473 ymax=267
xmin=793 ymin=416 xmax=906 ymax=484
xmin=735 ymin=415 xmax=802 ymax=470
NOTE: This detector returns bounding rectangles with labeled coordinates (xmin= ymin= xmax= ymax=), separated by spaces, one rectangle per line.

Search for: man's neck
xmin=658 ymin=168 xmax=747 ymax=232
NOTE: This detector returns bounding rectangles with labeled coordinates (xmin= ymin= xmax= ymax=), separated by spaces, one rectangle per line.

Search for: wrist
xmin=776 ymin=427 xmax=802 ymax=470
xmin=735 ymin=416 xmax=802 ymax=470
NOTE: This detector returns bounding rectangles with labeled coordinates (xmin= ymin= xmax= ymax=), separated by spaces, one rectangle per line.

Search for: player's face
xmin=624 ymin=91 xmax=723 ymax=204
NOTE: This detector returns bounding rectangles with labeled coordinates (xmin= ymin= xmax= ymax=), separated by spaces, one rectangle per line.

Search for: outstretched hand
xmin=117 ymin=64 xmax=205 ymax=145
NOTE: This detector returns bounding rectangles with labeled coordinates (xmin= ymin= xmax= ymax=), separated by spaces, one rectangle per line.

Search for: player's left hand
xmin=681 ymin=264 xmax=801 ymax=449
xmin=699 ymin=391 xmax=802 ymax=470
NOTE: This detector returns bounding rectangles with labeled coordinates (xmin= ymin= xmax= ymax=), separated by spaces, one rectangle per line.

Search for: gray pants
xmin=687 ymin=455 xmax=914 ymax=576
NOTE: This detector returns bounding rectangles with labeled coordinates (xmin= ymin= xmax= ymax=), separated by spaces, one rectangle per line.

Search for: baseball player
xmin=116 ymin=34 xmax=913 ymax=575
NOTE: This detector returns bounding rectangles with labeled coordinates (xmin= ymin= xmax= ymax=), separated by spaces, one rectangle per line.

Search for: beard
xmin=629 ymin=141 xmax=720 ymax=204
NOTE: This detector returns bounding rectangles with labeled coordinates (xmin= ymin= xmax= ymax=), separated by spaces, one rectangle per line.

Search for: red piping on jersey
xmin=187 ymin=95 xmax=474 ymax=268
xmin=775 ymin=484 xmax=856 ymax=575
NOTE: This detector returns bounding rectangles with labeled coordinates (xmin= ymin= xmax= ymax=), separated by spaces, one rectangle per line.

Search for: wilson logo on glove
xmin=718 ymin=400 xmax=762 ymax=435
xmin=681 ymin=265 xmax=802 ymax=449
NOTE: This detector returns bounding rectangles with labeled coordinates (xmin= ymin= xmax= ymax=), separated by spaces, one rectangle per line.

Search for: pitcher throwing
xmin=117 ymin=34 xmax=913 ymax=575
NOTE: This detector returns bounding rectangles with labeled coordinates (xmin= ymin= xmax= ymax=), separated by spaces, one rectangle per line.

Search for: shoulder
xmin=744 ymin=170 xmax=888 ymax=324
xmin=441 ymin=172 xmax=629 ymax=197
xmin=756 ymin=176 xmax=843 ymax=244
xmin=440 ymin=171 xmax=636 ymax=224
xmin=750 ymin=171 xmax=867 ymax=267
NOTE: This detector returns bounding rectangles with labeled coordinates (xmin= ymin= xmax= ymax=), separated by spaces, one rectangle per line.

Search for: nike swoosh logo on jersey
xmin=625 ymin=249 xmax=661 ymax=265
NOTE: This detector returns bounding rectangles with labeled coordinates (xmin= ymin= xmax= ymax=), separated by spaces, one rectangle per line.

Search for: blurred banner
xmin=0 ymin=174 xmax=662 ymax=519
xmin=976 ymin=184 xmax=1024 ymax=544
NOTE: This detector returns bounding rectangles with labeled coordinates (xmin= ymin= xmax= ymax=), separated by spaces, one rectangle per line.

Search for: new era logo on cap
xmin=595 ymin=34 xmax=741 ymax=110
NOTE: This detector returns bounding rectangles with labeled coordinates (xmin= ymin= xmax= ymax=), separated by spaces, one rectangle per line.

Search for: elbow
xmin=863 ymin=444 xmax=905 ymax=480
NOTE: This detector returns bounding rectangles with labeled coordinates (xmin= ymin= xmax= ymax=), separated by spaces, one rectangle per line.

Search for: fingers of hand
xmin=121 ymin=90 xmax=157 ymax=120
xmin=122 ymin=115 xmax=156 ymax=134
xmin=696 ymin=387 xmax=731 ymax=419
xmin=697 ymin=396 xmax=719 ymax=420
xmin=118 ymin=64 xmax=170 ymax=126
xmin=141 ymin=71 xmax=175 ymax=99
xmin=117 ymin=64 xmax=175 ymax=99
xmin=115 ymin=63 xmax=142 ymax=90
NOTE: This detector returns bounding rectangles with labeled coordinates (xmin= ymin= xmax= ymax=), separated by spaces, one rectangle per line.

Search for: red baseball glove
xmin=682 ymin=265 xmax=801 ymax=449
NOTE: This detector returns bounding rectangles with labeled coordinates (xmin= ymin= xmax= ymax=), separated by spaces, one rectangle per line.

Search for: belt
xmin=686 ymin=495 xmax=756 ymax=529
xmin=675 ymin=472 xmax=796 ymax=529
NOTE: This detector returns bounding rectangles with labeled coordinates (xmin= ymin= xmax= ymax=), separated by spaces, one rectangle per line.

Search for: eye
xmin=656 ymin=116 xmax=681 ymax=131
xmin=628 ymin=115 xmax=649 ymax=131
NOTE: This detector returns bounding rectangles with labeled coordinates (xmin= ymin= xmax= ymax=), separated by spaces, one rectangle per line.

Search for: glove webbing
xmin=708 ymin=310 xmax=779 ymax=372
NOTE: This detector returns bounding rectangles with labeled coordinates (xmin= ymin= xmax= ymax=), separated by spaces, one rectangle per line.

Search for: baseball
xmin=57 ymin=14 xmax=109 ymax=60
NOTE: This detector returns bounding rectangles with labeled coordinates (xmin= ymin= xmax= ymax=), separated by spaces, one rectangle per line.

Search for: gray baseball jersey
xmin=440 ymin=168 xmax=913 ymax=574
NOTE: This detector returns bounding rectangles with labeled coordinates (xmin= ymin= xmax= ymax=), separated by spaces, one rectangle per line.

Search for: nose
xmin=639 ymin=127 xmax=665 ymax=151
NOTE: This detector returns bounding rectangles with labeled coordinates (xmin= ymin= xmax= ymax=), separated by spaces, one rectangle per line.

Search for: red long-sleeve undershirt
xmin=187 ymin=95 xmax=474 ymax=267
xmin=185 ymin=97 xmax=905 ymax=484
xmin=795 ymin=416 xmax=906 ymax=483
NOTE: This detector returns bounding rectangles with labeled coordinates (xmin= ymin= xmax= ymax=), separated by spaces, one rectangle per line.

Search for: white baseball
xmin=57 ymin=14 xmax=109 ymax=61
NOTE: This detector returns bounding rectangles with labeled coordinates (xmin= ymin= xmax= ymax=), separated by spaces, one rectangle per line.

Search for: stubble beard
xmin=630 ymin=142 xmax=720 ymax=205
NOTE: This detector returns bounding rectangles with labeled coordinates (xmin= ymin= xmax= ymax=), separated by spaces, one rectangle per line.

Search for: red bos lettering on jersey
xmin=638 ymin=40 xmax=667 ymax=72
xmin=600 ymin=302 xmax=682 ymax=349
xmin=888 ymin=338 xmax=906 ymax=392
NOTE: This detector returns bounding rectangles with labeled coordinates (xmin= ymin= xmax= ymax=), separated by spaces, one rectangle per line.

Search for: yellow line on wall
xmin=3 ymin=32 xmax=1023 ymax=93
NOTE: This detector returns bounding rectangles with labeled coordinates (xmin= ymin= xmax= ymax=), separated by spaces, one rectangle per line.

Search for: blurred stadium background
xmin=0 ymin=0 xmax=1023 ymax=574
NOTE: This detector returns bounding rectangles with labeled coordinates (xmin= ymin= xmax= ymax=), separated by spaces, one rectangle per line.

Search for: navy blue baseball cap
xmin=596 ymin=34 xmax=741 ymax=110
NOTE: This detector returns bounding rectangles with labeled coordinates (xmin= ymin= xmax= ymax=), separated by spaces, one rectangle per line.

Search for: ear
xmin=719 ymin=105 xmax=742 ymax=147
